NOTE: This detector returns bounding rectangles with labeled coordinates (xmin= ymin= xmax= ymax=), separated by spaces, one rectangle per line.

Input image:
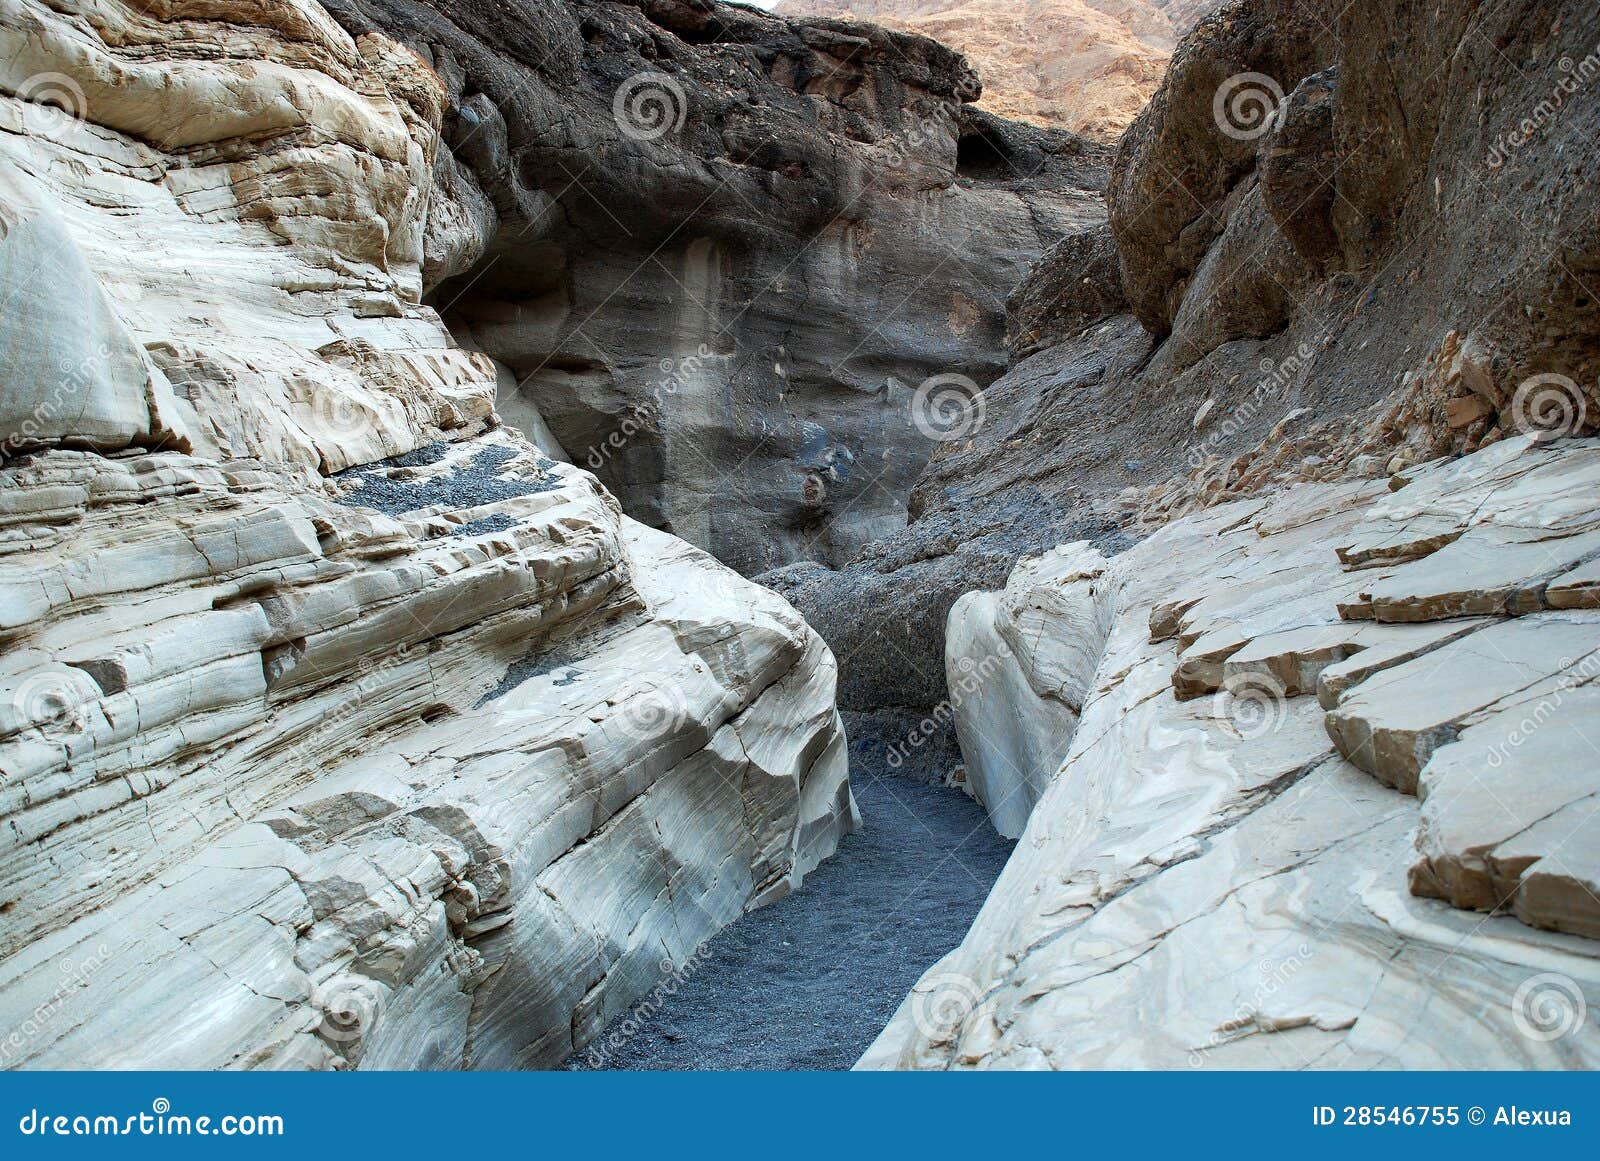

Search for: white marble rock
xmin=0 ymin=0 xmax=855 ymax=1069
xmin=866 ymin=437 xmax=1600 ymax=1069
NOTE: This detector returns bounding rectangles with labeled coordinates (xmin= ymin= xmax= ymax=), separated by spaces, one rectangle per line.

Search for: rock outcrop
xmin=777 ymin=0 xmax=1223 ymax=141
xmin=0 ymin=0 xmax=852 ymax=1068
xmin=865 ymin=435 xmax=1600 ymax=1068
xmin=319 ymin=0 xmax=1109 ymax=575
xmin=858 ymin=0 xmax=1600 ymax=1069
xmin=944 ymin=541 xmax=1110 ymax=837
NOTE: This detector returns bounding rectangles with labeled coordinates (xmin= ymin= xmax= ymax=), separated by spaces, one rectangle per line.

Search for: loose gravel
xmin=333 ymin=443 xmax=559 ymax=517
xmin=568 ymin=767 xmax=1014 ymax=1070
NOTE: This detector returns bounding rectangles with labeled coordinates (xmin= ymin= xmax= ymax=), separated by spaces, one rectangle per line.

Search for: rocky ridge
xmin=0 ymin=0 xmax=851 ymax=1068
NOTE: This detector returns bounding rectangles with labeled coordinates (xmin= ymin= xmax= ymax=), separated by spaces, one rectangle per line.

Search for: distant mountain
xmin=775 ymin=0 xmax=1222 ymax=140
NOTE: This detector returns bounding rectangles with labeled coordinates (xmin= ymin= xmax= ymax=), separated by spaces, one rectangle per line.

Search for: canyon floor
xmin=571 ymin=770 xmax=1014 ymax=1070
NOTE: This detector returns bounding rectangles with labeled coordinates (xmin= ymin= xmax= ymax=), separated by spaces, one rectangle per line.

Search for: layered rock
xmin=864 ymin=435 xmax=1600 ymax=1068
xmin=787 ymin=0 xmax=1600 ymax=1067
xmin=322 ymin=0 xmax=1109 ymax=574
xmin=777 ymin=0 xmax=1224 ymax=141
xmin=0 ymin=0 xmax=852 ymax=1068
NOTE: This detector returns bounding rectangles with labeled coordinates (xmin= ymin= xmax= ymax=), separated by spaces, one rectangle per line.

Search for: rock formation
xmin=857 ymin=0 xmax=1600 ymax=1068
xmin=321 ymin=0 xmax=1109 ymax=575
xmin=775 ymin=0 xmax=1600 ymax=735
xmin=3 ymin=0 xmax=1597 ymax=1075
xmin=865 ymin=437 xmax=1600 ymax=1067
xmin=776 ymin=0 xmax=1223 ymax=140
xmin=0 ymin=0 xmax=852 ymax=1068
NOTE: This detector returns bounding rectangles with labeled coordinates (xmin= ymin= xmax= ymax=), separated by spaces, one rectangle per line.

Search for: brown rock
xmin=776 ymin=0 xmax=1224 ymax=141
xmin=1445 ymin=394 xmax=1492 ymax=429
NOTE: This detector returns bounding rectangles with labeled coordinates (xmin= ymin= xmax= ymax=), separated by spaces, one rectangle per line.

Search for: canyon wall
xmin=0 ymin=0 xmax=852 ymax=1068
xmin=865 ymin=440 xmax=1600 ymax=1067
xmin=775 ymin=0 xmax=1600 ymax=740
xmin=861 ymin=0 xmax=1600 ymax=1068
xmin=320 ymin=0 xmax=1109 ymax=575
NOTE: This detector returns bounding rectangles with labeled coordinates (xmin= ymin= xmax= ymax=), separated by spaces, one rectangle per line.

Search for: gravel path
xmin=570 ymin=768 xmax=1014 ymax=1070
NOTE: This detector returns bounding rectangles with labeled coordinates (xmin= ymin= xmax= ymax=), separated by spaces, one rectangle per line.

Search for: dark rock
xmin=762 ymin=473 xmax=1132 ymax=713
xmin=1004 ymin=221 xmax=1127 ymax=360
xmin=326 ymin=0 xmax=1110 ymax=574
xmin=780 ymin=0 xmax=1600 ymax=716
xmin=1106 ymin=0 xmax=1335 ymax=336
xmin=1260 ymin=67 xmax=1339 ymax=267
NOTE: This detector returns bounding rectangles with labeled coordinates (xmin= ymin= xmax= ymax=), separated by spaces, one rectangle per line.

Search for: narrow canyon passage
xmin=569 ymin=768 xmax=1014 ymax=1070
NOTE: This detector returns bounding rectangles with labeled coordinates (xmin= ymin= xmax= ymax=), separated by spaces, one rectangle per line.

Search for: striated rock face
xmin=777 ymin=0 xmax=1600 ymax=728
xmin=0 ymin=0 xmax=851 ymax=1068
xmin=864 ymin=436 xmax=1600 ymax=1068
xmin=776 ymin=0 xmax=1223 ymax=141
xmin=319 ymin=0 xmax=1109 ymax=575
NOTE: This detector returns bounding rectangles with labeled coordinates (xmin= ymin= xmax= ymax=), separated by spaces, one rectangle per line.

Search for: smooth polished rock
xmin=865 ymin=440 xmax=1600 ymax=1069
xmin=945 ymin=541 xmax=1109 ymax=837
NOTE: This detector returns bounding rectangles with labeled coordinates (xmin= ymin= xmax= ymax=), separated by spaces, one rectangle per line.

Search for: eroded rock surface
xmin=0 ymin=0 xmax=852 ymax=1069
xmin=779 ymin=0 xmax=1600 ymax=727
xmin=865 ymin=436 xmax=1600 ymax=1069
xmin=323 ymin=0 xmax=1109 ymax=574
xmin=944 ymin=541 xmax=1110 ymax=837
